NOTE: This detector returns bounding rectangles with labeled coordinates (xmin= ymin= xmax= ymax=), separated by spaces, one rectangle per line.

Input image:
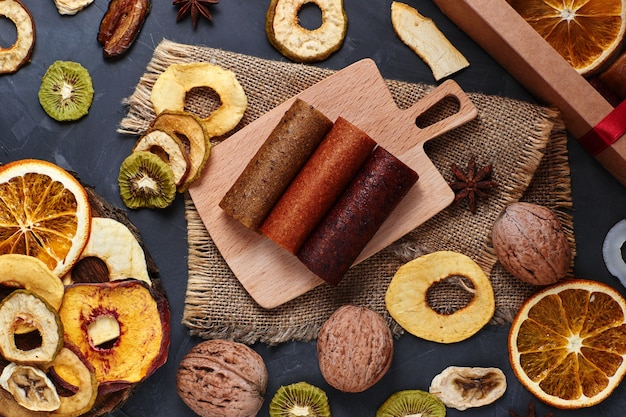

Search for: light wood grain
xmin=188 ymin=59 xmax=477 ymax=309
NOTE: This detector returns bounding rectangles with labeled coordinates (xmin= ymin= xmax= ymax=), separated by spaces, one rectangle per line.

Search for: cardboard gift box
xmin=433 ymin=0 xmax=626 ymax=186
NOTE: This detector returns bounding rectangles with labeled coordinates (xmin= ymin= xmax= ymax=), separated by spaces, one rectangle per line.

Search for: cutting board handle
xmin=406 ymin=79 xmax=478 ymax=147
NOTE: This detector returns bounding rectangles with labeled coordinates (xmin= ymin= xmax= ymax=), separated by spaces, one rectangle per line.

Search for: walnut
xmin=492 ymin=202 xmax=571 ymax=286
xmin=317 ymin=305 xmax=393 ymax=393
xmin=176 ymin=340 xmax=268 ymax=417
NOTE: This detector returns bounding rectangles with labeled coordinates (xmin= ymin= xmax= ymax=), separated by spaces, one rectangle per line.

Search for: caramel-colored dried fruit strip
xmin=219 ymin=98 xmax=333 ymax=230
xmin=297 ymin=146 xmax=419 ymax=285
xmin=259 ymin=117 xmax=376 ymax=254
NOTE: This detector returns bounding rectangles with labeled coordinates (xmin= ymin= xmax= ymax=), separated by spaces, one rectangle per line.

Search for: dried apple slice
xmin=149 ymin=110 xmax=211 ymax=191
xmin=59 ymin=279 xmax=169 ymax=384
xmin=0 ymin=0 xmax=35 ymax=74
xmin=45 ymin=344 xmax=99 ymax=417
xmin=0 ymin=254 xmax=64 ymax=311
xmin=150 ymin=62 xmax=247 ymax=138
xmin=65 ymin=217 xmax=151 ymax=285
xmin=133 ymin=129 xmax=191 ymax=188
xmin=0 ymin=290 xmax=64 ymax=364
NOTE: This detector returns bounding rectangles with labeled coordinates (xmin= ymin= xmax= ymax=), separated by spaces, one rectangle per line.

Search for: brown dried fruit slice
xmin=97 ymin=0 xmax=151 ymax=58
xmin=150 ymin=62 xmax=247 ymax=138
xmin=59 ymin=279 xmax=169 ymax=384
xmin=265 ymin=0 xmax=348 ymax=62
xmin=0 ymin=290 xmax=64 ymax=364
xmin=148 ymin=110 xmax=210 ymax=191
xmin=0 ymin=0 xmax=35 ymax=74
xmin=133 ymin=129 xmax=190 ymax=187
xmin=385 ymin=251 xmax=495 ymax=343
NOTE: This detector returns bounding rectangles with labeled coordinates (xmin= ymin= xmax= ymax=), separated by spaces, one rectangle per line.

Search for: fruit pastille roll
xmin=297 ymin=146 xmax=419 ymax=286
xmin=259 ymin=117 xmax=377 ymax=253
xmin=219 ymin=98 xmax=333 ymax=230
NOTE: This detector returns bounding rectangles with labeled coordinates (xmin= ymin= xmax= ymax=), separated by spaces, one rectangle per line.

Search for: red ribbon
xmin=579 ymin=100 xmax=626 ymax=156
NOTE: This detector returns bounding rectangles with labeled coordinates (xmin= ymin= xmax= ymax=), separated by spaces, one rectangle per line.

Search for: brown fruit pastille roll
xmin=219 ymin=98 xmax=333 ymax=230
xmin=297 ymin=146 xmax=419 ymax=285
xmin=259 ymin=117 xmax=377 ymax=253
xmin=599 ymin=52 xmax=626 ymax=99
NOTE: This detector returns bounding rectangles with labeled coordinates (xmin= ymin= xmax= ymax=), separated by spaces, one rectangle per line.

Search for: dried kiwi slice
xmin=376 ymin=390 xmax=446 ymax=417
xmin=118 ymin=151 xmax=176 ymax=209
xmin=269 ymin=381 xmax=330 ymax=417
xmin=38 ymin=60 xmax=94 ymax=122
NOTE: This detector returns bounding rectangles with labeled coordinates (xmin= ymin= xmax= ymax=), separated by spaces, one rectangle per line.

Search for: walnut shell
xmin=492 ymin=202 xmax=571 ymax=285
xmin=176 ymin=340 xmax=268 ymax=417
xmin=317 ymin=305 xmax=393 ymax=393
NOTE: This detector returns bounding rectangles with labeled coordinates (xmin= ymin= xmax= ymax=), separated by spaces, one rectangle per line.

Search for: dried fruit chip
xmin=38 ymin=61 xmax=94 ymax=122
xmin=150 ymin=62 xmax=247 ymax=138
xmin=53 ymin=0 xmax=94 ymax=15
xmin=65 ymin=217 xmax=151 ymax=285
xmin=0 ymin=290 xmax=64 ymax=364
xmin=0 ymin=159 xmax=92 ymax=278
xmin=509 ymin=279 xmax=626 ymax=409
xmin=118 ymin=151 xmax=177 ymax=209
xmin=133 ymin=129 xmax=191 ymax=188
xmin=0 ymin=363 xmax=61 ymax=412
xmin=265 ymin=0 xmax=348 ymax=62
xmin=429 ymin=366 xmax=507 ymax=410
xmin=385 ymin=251 xmax=495 ymax=343
xmin=507 ymin=0 xmax=626 ymax=75
xmin=0 ymin=0 xmax=35 ymax=74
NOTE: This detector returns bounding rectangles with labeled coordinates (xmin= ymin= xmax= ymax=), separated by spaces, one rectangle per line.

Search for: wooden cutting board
xmin=188 ymin=59 xmax=477 ymax=309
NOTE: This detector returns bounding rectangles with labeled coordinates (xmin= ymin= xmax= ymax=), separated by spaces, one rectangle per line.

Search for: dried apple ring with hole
xmin=265 ymin=0 xmax=347 ymax=62
xmin=0 ymin=290 xmax=64 ymax=364
xmin=0 ymin=0 xmax=35 ymax=74
xmin=132 ymin=129 xmax=191 ymax=188
xmin=150 ymin=62 xmax=247 ymax=138
xmin=385 ymin=251 xmax=495 ymax=343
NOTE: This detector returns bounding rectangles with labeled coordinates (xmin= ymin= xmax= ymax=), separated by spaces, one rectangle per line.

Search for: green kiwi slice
xmin=38 ymin=60 xmax=94 ymax=122
xmin=269 ymin=381 xmax=330 ymax=417
xmin=118 ymin=151 xmax=176 ymax=209
xmin=376 ymin=390 xmax=446 ymax=417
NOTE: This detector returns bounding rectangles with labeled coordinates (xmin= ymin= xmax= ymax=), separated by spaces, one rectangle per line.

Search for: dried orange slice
xmin=509 ymin=279 xmax=626 ymax=408
xmin=0 ymin=159 xmax=91 ymax=278
xmin=507 ymin=0 xmax=626 ymax=75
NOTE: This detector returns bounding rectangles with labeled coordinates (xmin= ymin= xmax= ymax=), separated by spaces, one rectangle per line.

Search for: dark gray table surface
xmin=1 ymin=1 xmax=625 ymax=416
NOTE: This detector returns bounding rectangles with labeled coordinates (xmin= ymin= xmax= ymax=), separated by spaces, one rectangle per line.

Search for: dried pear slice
xmin=391 ymin=2 xmax=469 ymax=80
xmin=0 ymin=363 xmax=61 ymax=412
xmin=150 ymin=62 xmax=247 ymax=138
xmin=148 ymin=110 xmax=211 ymax=191
xmin=0 ymin=290 xmax=64 ymax=364
xmin=53 ymin=0 xmax=94 ymax=15
xmin=0 ymin=0 xmax=35 ymax=74
xmin=266 ymin=0 xmax=347 ymax=62
xmin=133 ymin=129 xmax=191 ymax=187
xmin=385 ymin=251 xmax=494 ymax=343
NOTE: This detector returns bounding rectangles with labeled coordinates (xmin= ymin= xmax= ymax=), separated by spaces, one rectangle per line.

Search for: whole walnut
xmin=176 ymin=339 xmax=268 ymax=417
xmin=317 ymin=305 xmax=393 ymax=393
xmin=492 ymin=202 xmax=571 ymax=285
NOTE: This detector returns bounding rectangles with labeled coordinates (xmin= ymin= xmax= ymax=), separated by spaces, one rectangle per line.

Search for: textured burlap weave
xmin=119 ymin=39 xmax=575 ymax=345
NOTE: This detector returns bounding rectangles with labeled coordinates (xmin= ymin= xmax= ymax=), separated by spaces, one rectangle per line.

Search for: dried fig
xmin=176 ymin=339 xmax=267 ymax=417
xmin=317 ymin=305 xmax=393 ymax=393
xmin=429 ymin=366 xmax=506 ymax=410
xmin=492 ymin=202 xmax=571 ymax=285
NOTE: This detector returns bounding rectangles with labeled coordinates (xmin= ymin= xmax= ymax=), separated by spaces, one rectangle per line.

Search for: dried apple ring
xmin=150 ymin=62 xmax=247 ymax=138
xmin=385 ymin=251 xmax=495 ymax=343
xmin=265 ymin=0 xmax=348 ymax=62
xmin=0 ymin=0 xmax=35 ymax=74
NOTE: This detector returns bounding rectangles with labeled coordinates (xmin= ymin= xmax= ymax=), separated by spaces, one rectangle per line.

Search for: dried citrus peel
xmin=385 ymin=251 xmax=495 ymax=343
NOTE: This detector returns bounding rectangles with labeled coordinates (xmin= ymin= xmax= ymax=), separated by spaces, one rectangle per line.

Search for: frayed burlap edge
xmin=119 ymin=39 xmax=574 ymax=345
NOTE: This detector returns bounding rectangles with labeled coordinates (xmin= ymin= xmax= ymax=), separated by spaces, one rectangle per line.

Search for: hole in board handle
xmin=415 ymin=95 xmax=461 ymax=129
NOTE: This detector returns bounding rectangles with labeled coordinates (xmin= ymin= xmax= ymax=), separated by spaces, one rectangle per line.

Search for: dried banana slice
xmin=53 ymin=0 xmax=94 ymax=15
xmin=429 ymin=366 xmax=507 ymax=410
xmin=391 ymin=1 xmax=469 ymax=80
xmin=0 ymin=0 xmax=35 ymax=74
xmin=266 ymin=0 xmax=348 ymax=62
xmin=0 ymin=363 xmax=61 ymax=412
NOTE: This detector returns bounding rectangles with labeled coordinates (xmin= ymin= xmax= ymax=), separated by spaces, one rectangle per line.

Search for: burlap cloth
xmin=119 ymin=39 xmax=575 ymax=345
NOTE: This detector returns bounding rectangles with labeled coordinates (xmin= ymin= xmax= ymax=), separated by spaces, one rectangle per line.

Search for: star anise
xmin=174 ymin=0 xmax=219 ymax=28
xmin=448 ymin=154 xmax=498 ymax=214
xmin=509 ymin=401 xmax=554 ymax=417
